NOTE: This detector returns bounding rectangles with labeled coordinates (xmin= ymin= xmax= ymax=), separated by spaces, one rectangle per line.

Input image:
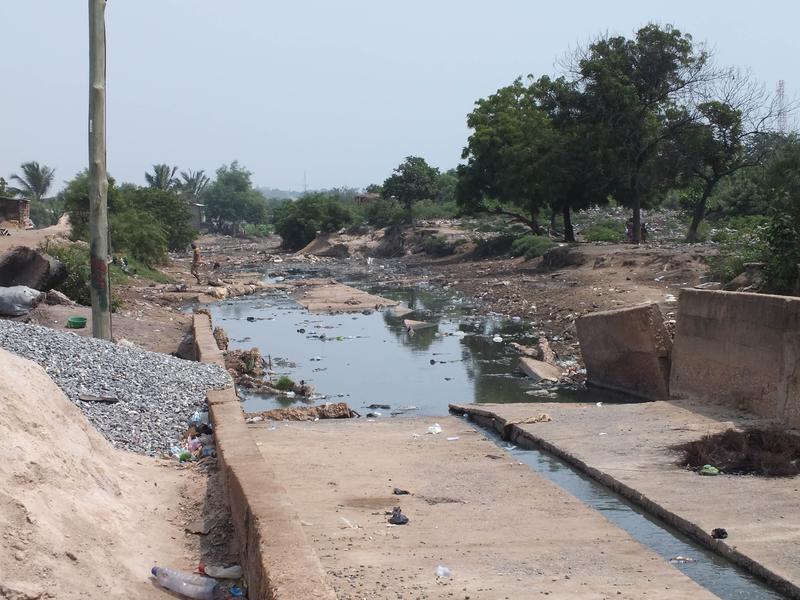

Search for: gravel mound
xmin=0 ymin=320 xmax=231 ymax=455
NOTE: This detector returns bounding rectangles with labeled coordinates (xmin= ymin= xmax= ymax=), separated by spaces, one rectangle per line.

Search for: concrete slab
xmin=450 ymin=400 xmax=800 ymax=598
xmin=518 ymin=356 xmax=562 ymax=382
xmin=576 ymin=303 xmax=671 ymax=400
xmin=249 ymin=416 xmax=717 ymax=599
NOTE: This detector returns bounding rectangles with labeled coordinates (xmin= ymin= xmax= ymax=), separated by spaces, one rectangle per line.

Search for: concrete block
xmin=576 ymin=303 xmax=671 ymax=400
xmin=670 ymin=289 xmax=800 ymax=425
xmin=518 ymin=357 xmax=562 ymax=382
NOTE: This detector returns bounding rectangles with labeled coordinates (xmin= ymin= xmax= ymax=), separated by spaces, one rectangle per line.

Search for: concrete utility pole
xmin=88 ymin=0 xmax=112 ymax=339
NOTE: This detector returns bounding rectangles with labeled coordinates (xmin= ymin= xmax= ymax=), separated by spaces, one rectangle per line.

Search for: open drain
xmin=466 ymin=418 xmax=786 ymax=600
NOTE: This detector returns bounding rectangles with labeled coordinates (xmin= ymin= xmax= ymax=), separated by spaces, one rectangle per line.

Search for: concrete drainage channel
xmin=458 ymin=411 xmax=786 ymax=600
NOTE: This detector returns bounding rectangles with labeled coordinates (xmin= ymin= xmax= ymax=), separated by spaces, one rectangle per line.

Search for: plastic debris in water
xmin=492 ymin=335 xmax=503 ymax=343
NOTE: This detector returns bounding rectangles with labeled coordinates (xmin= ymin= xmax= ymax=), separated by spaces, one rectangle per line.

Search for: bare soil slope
xmin=0 ymin=348 xmax=204 ymax=599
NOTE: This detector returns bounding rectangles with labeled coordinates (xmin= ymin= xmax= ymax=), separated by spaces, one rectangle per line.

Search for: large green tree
xmin=456 ymin=79 xmax=564 ymax=234
xmin=576 ymin=24 xmax=710 ymax=242
xmin=202 ymin=162 xmax=267 ymax=234
xmin=382 ymin=156 xmax=440 ymax=223
xmin=10 ymin=161 xmax=55 ymax=201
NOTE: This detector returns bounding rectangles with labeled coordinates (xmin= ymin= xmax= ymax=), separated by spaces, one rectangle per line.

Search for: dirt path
xmin=249 ymin=416 xmax=717 ymax=599
xmin=0 ymin=215 xmax=71 ymax=252
xmin=451 ymin=400 xmax=800 ymax=598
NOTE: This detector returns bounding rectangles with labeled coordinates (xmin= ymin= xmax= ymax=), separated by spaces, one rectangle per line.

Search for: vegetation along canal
xmin=212 ymin=281 xmax=785 ymax=600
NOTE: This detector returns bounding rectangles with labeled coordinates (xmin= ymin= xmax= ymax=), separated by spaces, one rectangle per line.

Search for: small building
xmin=355 ymin=192 xmax=381 ymax=206
xmin=188 ymin=202 xmax=206 ymax=230
xmin=0 ymin=196 xmax=31 ymax=228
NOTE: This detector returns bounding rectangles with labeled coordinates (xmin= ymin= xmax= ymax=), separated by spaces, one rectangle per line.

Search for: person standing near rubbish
xmin=190 ymin=242 xmax=202 ymax=284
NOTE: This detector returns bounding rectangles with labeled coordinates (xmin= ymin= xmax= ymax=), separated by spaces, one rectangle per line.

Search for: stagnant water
xmin=211 ymin=282 xmax=785 ymax=599
xmin=211 ymin=283 xmax=631 ymax=413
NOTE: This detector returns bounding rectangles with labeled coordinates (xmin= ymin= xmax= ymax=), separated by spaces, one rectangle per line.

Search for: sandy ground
xmin=22 ymin=303 xmax=193 ymax=355
xmin=450 ymin=400 xmax=800 ymax=596
xmin=0 ymin=216 xmax=71 ymax=253
xmin=288 ymin=279 xmax=398 ymax=312
xmin=249 ymin=416 xmax=716 ymax=599
xmin=0 ymin=348 xmax=235 ymax=600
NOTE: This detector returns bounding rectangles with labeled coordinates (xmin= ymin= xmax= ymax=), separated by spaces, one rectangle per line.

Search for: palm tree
xmin=9 ymin=161 xmax=55 ymax=201
xmin=178 ymin=169 xmax=210 ymax=201
xmin=145 ymin=164 xmax=178 ymax=190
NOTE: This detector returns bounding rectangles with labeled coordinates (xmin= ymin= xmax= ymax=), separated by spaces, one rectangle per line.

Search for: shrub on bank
xmin=510 ymin=235 xmax=555 ymax=259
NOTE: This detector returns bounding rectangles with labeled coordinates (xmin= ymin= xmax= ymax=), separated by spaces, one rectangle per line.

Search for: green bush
xmin=110 ymin=209 xmax=168 ymax=266
xmin=274 ymin=375 xmax=295 ymax=391
xmin=510 ymin=235 xmax=555 ymax=259
xmin=47 ymin=245 xmax=93 ymax=306
xmin=422 ymin=235 xmax=456 ymax=257
xmin=272 ymin=193 xmax=354 ymax=250
xmin=582 ymin=218 xmax=623 ymax=242
xmin=363 ymin=199 xmax=405 ymax=228
xmin=412 ymin=200 xmax=459 ymax=221
xmin=473 ymin=234 xmax=515 ymax=257
xmin=243 ymin=223 xmax=273 ymax=237
xmin=705 ymin=219 xmax=769 ymax=283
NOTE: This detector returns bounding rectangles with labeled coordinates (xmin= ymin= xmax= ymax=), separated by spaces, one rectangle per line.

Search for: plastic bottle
xmin=151 ymin=566 xmax=217 ymax=600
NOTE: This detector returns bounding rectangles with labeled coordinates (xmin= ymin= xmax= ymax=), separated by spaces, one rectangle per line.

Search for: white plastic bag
xmin=0 ymin=285 xmax=44 ymax=316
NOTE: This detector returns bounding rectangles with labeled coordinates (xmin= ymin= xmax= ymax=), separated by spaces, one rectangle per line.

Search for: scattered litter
xmin=366 ymin=412 xmax=381 ymax=418
xmin=669 ymin=556 xmax=696 ymax=564
xmin=367 ymin=403 xmax=390 ymax=410
xmin=229 ymin=584 xmax=246 ymax=597
xmin=711 ymin=528 xmax=728 ymax=539
xmin=340 ymin=517 xmax=358 ymax=529
xmin=453 ymin=330 xmax=467 ymax=337
xmin=427 ymin=423 xmax=443 ymax=435
xmin=388 ymin=507 xmax=409 ymax=525
xmin=699 ymin=464 xmax=720 ymax=476
xmin=485 ymin=454 xmax=503 ymax=460
xmin=446 ymin=436 xmax=460 ymax=441
xmin=78 ymin=393 xmax=119 ymax=404
xmin=393 ymin=488 xmax=410 ymax=495
xmin=151 ymin=566 xmax=217 ymax=600
xmin=492 ymin=335 xmax=503 ymax=343
xmin=596 ymin=402 xmax=603 ymax=407
xmin=513 ymin=414 xmax=551 ymax=425
xmin=598 ymin=432 xmax=608 ymax=436
xmin=285 ymin=391 xmax=296 ymax=398
xmin=435 ymin=565 xmax=452 ymax=578
xmin=199 ymin=564 xmax=243 ymax=579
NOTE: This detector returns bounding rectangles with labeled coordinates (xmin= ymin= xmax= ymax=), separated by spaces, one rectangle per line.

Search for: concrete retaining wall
xmin=670 ymin=289 xmax=800 ymax=426
xmin=193 ymin=313 xmax=337 ymax=600
xmin=575 ymin=303 xmax=672 ymax=400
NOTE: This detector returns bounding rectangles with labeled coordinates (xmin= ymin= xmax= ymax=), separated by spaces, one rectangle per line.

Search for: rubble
xmin=245 ymin=402 xmax=356 ymax=421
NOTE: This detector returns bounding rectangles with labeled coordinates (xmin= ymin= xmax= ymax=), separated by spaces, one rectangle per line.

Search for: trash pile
xmin=171 ymin=410 xmax=216 ymax=463
xmin=245 ymin=402 xmax=356 ymax=422
xmin=152 ymin=562 xmax=247 ymax=599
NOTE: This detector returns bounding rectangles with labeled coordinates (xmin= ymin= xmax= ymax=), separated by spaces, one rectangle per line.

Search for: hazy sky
xmin=1 ymin=1 xmax=796 ymax=193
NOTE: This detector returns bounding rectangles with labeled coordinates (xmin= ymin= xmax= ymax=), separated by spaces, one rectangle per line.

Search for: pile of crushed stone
xmin=0 ymin=319 xmax=231 ymax=455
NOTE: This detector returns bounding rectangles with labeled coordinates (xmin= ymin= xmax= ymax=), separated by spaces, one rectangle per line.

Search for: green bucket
xmin=67 ymin=316 xmax=87 ymax=329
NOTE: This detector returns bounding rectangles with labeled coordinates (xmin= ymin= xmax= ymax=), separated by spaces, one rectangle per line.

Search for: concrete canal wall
xmin=193 ymin=312 xmax=337 ymax=600
xmin=670 ymin=289 xmax=800 ymax=426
